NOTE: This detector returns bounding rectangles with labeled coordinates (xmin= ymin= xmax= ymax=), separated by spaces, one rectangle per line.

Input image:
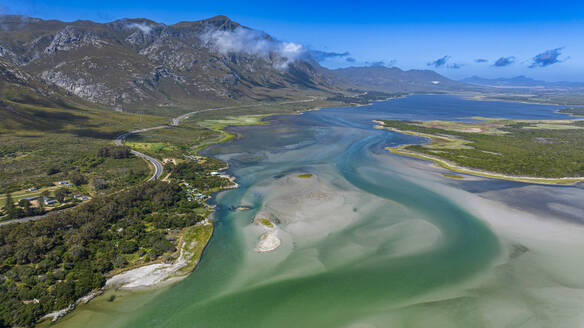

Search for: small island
xmin=253 ymin=216 xmax=280 ymax=253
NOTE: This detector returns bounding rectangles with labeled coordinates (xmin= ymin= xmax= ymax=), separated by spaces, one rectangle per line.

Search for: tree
xmin=54 ymin=188 xmax=69 ymax=203
xmin=3 ymin=193 xmax=14 ymax=212
xmin=112 ymin=146 xmax=131 ymax=159
xmin=18 ymin=199 xmax=33 ymax=216
xmin=96 ymin=147 xmax=109 ymax=158
xmin=69 ymin=173 xmax=87 ymax=186
xmin=3 ymin=193 xmax=17 ymax=219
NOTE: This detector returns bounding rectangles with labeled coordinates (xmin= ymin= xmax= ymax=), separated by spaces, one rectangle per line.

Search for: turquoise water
xmin=55 ymin=95 xmax=584 ymax=327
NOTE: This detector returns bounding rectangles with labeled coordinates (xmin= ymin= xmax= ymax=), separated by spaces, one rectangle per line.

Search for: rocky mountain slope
xmin=0 ymin=15 xmax=335 ymax=112
xmin=0 ymin=15 xmax=474 ymax=113
xmin=0 ymin=56 xmax=100 ymax=131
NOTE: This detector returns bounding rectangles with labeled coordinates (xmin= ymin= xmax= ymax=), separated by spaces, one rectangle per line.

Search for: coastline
xmin=39 ymin=114 xmax=264 ymax=324
xmin=36 ymin=93 xmax=580 ymax=325
xmin=41 ymin=91 xmax=577 ymax=327
xmin=105 ymin=93 xmax=574 ymax=290
xmin=462 ymin=92 xmax=584 ymax=107
xmin=375 ymin=122 xmax=584 ymax=185
xmin=40 ymin=220 xmax=214 ymax=323
xmin=106 ymin=220 xmax=214 ymax=290
xmin=555 ymin=108 xmax=584 ymax=117
xmin=40 ymin=97 xmax=335 ymax=324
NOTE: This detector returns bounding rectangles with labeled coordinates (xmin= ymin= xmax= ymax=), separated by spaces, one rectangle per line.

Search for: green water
xmin=54 ymin=96 xmax=584 ymax=327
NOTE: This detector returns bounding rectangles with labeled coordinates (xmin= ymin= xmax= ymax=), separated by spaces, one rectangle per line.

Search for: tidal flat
xmin=53 ymin=95 xmax=584 ymax=328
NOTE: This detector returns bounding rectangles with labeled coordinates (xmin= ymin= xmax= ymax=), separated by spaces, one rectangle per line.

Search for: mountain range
xmin=332 ymin=65 xmax=471 ymax=93
xmin=461 ymin=75 xmax=584 ymax=89
xmin=0 ymin=14 xmax=468 ymax=113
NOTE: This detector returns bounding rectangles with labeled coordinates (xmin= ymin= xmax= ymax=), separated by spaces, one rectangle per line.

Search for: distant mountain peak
xmin=172 ymin=15 xmax=241 ymax=31
xmin=460 ymin=75 xmax=584 ymax=88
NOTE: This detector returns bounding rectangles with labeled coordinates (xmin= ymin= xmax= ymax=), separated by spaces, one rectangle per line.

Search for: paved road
xmin=120 ymin=98 xmax=319 ymax=180
xmin=171 ymin=97 xmax=318 ymax=126
xmin=115 ymin=126 xmax=168 ymax=181
xmin=130 ymin=97 xmax=319 ymax=180
xmin=0 ymin=214 xmax=47 ymax=227
xmin=0 ymin=98 xmax=319 ymax=227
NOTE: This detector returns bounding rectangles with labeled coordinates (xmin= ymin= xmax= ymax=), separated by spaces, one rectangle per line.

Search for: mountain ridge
xmin=461 ymin=75 xmax=584 ymax=88
xmin=0 ymin=14 xmax=336 ymax=111
xmin=331 ymin=65 xmax=472 ymax=93
xmin=0 ymin=15 xmax=466 ymax=112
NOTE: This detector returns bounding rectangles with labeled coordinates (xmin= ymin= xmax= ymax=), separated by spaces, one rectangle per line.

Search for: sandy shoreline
xmin=106 ymin=225 xmax=198 ymax=290
xmin=40 ymin=220 xmax=213 ymax=323
xmin=253 ymin=215 xmax=281 ymax=253
xmin=106 ymin=166 xmax=237 ymax=289
xmin=41 ymin=289 xmax=104 ymax=322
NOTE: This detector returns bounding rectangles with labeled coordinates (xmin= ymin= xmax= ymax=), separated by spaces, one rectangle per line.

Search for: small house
xmin=19 ymin=196 xmax=38 ymax=202
xmin=43 ymin=197 xmax=57 ymax=205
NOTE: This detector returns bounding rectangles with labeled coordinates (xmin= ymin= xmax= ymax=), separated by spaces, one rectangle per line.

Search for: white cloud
xmin=127 ymin=22 xmax=152 ymax=34
xmin=200 ymin=27 xmax=305 ymax=69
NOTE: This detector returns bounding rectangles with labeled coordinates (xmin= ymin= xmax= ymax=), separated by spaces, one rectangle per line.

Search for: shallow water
xmin=55 ymin=95 xmax=584 ymax=328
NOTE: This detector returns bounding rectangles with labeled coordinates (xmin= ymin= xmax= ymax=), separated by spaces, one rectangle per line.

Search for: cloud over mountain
xmin=126 ymin=22 xmax=153 ymax=34
xmin=493 ymin=56 xmax=515 ymax=67
xmin=530 ymin=47 xmax=565 ymax=68
xmin=200 ymin=27 xmax=305 ymax=69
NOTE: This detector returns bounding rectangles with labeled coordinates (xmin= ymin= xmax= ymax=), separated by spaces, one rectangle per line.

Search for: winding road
xmin=116 ymin=97 xmax=319 ymax=182
xmin=0 ymin=98 xmax=318 ymax=227
xmin=115 ymin=126 xmax=168 ymax=181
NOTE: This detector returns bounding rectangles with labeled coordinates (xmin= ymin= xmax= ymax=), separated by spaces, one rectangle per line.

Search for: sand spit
xmin=244 ymin=172 xmax=371 ymax=257
xmin=253 ymin=214 xmax=280 ymax=253
xmin=256 ymin=230 xmax=281 ymax=253
xmin=107 ymin=222 xmax=210 ymax=290
xmin=374 ymin=121 xmax=584 ymax=185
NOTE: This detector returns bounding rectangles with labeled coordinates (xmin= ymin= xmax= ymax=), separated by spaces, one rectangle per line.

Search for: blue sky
xmin=2 ymin=0 xmax=584 ymax=81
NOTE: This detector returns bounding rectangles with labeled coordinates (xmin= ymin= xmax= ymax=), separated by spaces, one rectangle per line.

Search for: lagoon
xmin=54 ymin=95 xmax=584 ymax=327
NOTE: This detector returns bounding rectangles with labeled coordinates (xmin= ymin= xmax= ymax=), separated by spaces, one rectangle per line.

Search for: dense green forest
xmin=0 ymin=157 xmax=231 ymax=327
xmin=381 ymin=119 xmax=584 ymax=178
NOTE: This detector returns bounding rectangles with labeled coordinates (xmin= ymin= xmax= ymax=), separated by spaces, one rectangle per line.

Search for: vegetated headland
xmin=375 ymin=118 xmax=584 ymax=185
xmin=557 ymin=107 xmax=584 ymax=117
